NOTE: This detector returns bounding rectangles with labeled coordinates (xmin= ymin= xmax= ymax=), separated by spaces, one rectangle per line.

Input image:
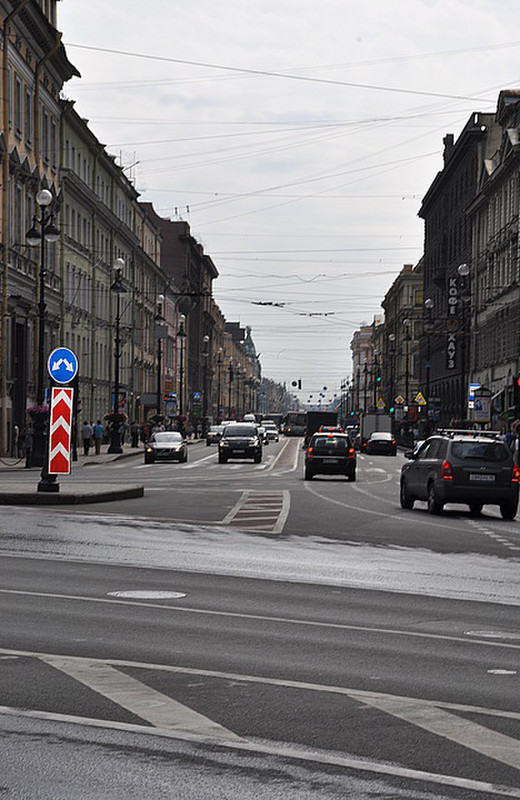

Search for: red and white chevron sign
xmin=48 ymin=387 xmax=74 ymax=474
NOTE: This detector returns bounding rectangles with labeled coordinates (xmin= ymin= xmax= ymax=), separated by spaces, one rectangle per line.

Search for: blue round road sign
xmin=47 ymin=346 xmax=79 ymax=384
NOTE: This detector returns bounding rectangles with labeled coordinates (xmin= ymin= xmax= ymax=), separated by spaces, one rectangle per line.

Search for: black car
xmin=144 ymin=431 xmax=188 ymax=464
xmin=304 ymin=432 xmax=356 ymax=481
xmin=218 ymin=423 xmax=262 ymax=463
xmin=400 ymin=429 xmax=519 ymax=519
xmin=366 ymin=431 xmax=397 ymax=456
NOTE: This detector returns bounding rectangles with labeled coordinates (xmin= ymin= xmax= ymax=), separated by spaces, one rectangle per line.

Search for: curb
xmin=0 ymin=484 xmax=144 ymax=505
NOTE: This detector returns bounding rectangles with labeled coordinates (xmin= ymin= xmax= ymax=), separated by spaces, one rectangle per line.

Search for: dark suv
xmin=400 ymin=430 xmax=519 ymax=519
xmin=304 ymin=432 xmax=356 ymax=481
xmin=218 ymin=423 xmax=262 ymax=463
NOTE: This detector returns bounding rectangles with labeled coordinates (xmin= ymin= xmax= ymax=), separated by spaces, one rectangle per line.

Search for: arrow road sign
xmin=47 ymin=347 xmax=79 ymax=384
xmin=48 ymin=387 xmax=74 ymax=474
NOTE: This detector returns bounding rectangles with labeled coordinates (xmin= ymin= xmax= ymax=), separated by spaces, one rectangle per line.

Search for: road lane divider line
xmin=1 ymin=705 xmax=518 ymax=797
xmin=1 ymin=596 xmax=520 ymax=651
xmin=39 ymin=655 xmax=244 ymax=743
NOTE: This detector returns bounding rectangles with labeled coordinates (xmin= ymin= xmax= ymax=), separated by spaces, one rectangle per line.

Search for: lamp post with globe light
xmin=107 ymin=260 xmax=127 ymax=454
xmin=25 ymin=188 xmax=60 ymax=468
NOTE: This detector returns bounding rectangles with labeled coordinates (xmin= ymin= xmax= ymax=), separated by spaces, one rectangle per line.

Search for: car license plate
xmin=234 ymin=449 xmax=245 ymax=454
xmin=323 ymin=457 xmax=338 ymax=464
xmin=469 ymin=474 xmax=495 ymax=482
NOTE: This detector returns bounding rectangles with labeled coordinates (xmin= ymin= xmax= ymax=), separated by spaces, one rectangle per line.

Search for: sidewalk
xmin=0 ymin=437 xmax=205 ymax=505
xmin=0 ymin=443 xmax=145 ymax=505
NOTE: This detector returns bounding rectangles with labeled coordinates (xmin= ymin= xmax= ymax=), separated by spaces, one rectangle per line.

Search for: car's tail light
xmin=392 ymin=439 xmax=396 ymax=445
xmin=512 ymin=464 xmax=520 ymax=484
xmin=307 ymin=447 xmax=313 ymax=459
xmin=441 ymin=460 xmax=453 ymax=480
xmin=348 ymin=447 xmax=355 ymax=458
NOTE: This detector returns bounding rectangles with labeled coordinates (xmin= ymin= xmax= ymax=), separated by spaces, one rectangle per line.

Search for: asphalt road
xmin=0 ymin=436 xmax=519 ymax=798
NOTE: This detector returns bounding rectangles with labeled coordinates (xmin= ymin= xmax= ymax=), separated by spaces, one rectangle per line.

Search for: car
xmin=366 ymin=431 xmax=397 ymax=456
xmin=256 ymin=425 xmax=269 ymax=445
xmin=144 ymin=431 xmax=188 ymax=464
xmin=304 ymin=432 xmax=356 ymax=481
xmin=206 ymin=424 xmax=225 ymax=446
xmin=318 ymin=425 xmax=344 ymax=434
xmin=218 ymin=423 xmax=262 ymax=463
xmin=262 ymin=420 xmax=279 ymax=442
xmin=400 ymin=429 xmax=520 ymax=519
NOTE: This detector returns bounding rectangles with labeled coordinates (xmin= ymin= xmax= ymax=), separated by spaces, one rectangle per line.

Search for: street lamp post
xmin=26 ymin=188 xmax=60 ymax=469
xmin=388 ymin=333 xmax=396 ymax=411
xmin=202 ymin=334 xmax=210 ymax=429
xmin=228 ymin=357 xmax=233 ymax=417
xmin=457 ymin=262 xmax=471 ymax=422
xmin=216 ymin=348 xmax=223 ymax=421
xmin=177 ymin=314 xmax=186 ymax=422
xmin=235 ymin=365 xmax=241 ymax=419
xmin=424 ymin=298 xmax=434 ymax=431
xmin=107 ymin=260 xmax=127 ymax=454
xmin=155 ymin=294 xmax=166 ymax=419
xmin=403 ymin=318 xmax=411 ymax=407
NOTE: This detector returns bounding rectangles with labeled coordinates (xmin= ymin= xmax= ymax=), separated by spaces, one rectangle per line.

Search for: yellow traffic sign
xmin=414 ymin=391 xmax=426 ymax=406
xmin=376 ymin=397 xmax=385 ymax=409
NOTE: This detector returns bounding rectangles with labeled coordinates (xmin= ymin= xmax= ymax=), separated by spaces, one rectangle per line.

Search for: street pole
xmin=155 ymin=295 xmax=165 ymax=419
xmin=26 ymin=188 xmax=60 ymax=469
xmin=107 ymin=261 xmax=126 ymax=454
xmin=217 ymin=349 xmax=223 ymax=421
xmin=228 ymin=358 xmax=233 ymax=417
xmin=177 ymin=315 xmax=186 ymax=420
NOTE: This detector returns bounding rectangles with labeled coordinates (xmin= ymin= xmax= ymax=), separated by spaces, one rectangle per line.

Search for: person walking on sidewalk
xmin=92 ymin=420 xmax=104 ymax=455
xmin=130 ymin=420 xmax=140 ymax=448
xmin=82 ymin=420 xmax=92 ymax=456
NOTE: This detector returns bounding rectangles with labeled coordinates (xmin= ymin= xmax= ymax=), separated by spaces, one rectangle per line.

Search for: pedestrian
xmin=82 ymin=420 xmax=92 ymax=455
xmin=22 ymin=424 xmax=33 ymax=467
xmin=12 ymin=423 xmax=19 ymax=458
xmin=92 ymin=419 xmax=104 ymax=455
xmin=130 ymin=420 xmax=139 ymax=447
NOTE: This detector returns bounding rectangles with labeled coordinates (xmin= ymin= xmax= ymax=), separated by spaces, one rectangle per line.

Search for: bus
xmin=282 ymin=411 xmax=306 ymax=436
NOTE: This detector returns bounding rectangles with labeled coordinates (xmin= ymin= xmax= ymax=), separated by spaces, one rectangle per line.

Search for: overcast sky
xmin=59 ymin=0 xmax=520 ymax=403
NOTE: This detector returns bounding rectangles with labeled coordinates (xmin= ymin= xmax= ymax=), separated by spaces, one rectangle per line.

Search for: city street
xmin=0 ymin=437 xmax=519 ymax=798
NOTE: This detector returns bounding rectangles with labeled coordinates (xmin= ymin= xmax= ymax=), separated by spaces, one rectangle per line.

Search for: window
xmin=25 ymin=89 xmax=32 ymax=146
xmin=14 ymin=77 xmax=22 ymax=137
xmin=51 ymin=120 xmax=57 ymax=170
xmin=42 ymin=109 xmax=49 ymax=163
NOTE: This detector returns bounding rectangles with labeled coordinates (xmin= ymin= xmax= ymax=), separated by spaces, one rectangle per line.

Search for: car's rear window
xmin=450 ymin=441 xmax=510 ymax=462
xmin=223 ymin=424 xmax=256 ymax=437
xmin=313 ymin=436 xmax=349 ymax=454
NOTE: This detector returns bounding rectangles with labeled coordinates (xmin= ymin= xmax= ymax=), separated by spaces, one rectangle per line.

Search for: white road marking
xmin=1 ymin=597 xmax=519 ymax=652
xmin=359 ymin=692 xmax=520 ymax=771
xmin=2 ymin=649 xmax=520 ymax=797
xmin=40 ymin=655 xmax=243 ymax=743
xmin=1 ymin=706 xmax=518 ymax=797
xmin=221 ymin=489 xmax=289 ymax=533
